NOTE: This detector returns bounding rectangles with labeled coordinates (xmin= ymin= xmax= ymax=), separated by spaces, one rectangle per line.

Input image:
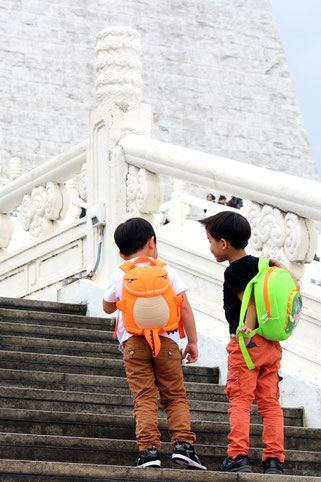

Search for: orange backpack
xmin=114 ymin=257 xmax=185 ymax=357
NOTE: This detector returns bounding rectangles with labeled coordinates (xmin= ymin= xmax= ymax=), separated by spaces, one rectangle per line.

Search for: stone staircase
xmin=0 ymin=297 xmax=320 ymax=481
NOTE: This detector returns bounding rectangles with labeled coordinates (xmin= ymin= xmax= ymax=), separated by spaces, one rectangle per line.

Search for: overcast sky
xmin=270 ymin=0 xmax=321 ymax=179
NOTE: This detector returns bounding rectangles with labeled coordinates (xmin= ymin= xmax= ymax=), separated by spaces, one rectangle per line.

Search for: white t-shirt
xmin=103 ymin=257 xmax=187 ymax=352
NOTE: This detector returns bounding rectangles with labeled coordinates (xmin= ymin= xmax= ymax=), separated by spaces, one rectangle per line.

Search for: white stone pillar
xmin=9 ymin=156 xmax=22 ymax=181
xmin=169 ymin=180 xmax=190 ymax=237
xmin=86 ymin=26 xmax=151 ymax=284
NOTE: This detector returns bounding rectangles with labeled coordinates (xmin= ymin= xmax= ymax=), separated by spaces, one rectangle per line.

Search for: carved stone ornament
xmin=95 ymin=26 xmax=142 ymax=105
xmin=247 ymin=202 xmax=263 ymax=251
xmin=29 ymin=215 xmax=56 ymax=240
xmin=30 ymin=186 xmax=46 ymax=217
xmin=126 ymin=166 xmax=162 ymax=216
xmin=284 ymin=212 xmax=318 ymax=263
xmin=248 ymin=202 xmax=318 ymax=277
xmin=20 ymin=194 xmax=33 ymax=232
xmin=0 ymin=214 xmax=14 ymax=248
xmin=19 ymin=183 xmax=69 ymax=239
xmin=77 ymin=163 xmax=87 ymax=202
xmin=45 ymin=182 xmax=69 ymax=221
xmin=126 ymin=165 xmax=139 ymax=216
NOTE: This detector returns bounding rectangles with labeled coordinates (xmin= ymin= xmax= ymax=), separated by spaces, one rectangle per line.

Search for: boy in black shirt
xmin=199 ymin=211 xmax=297 ymax=475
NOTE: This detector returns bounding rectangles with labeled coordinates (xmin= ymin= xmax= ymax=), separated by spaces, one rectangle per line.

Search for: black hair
xmin=199 ymin=211 xmax=251 ymax=249
xmin=114 ymin=217 xmax=157 ymax=256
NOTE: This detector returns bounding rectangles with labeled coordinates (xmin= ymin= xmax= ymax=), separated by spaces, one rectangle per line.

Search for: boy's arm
xmin=179 ymin=292 xmax=198 ymax=364
xmin=230 ymin=291 xmax=256 ymax=345
xmin=102 ymin=269 xmax=120 ymax=314
xmin=270 ymin=258 xmax=300 ymax=290
xmin=102 ymin=300 xmax=117 ymax=314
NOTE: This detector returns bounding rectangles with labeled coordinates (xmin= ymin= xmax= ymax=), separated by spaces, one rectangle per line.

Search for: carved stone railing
xmin=0 ymin=140 xmax=88 ymax=247
xmin=119 ymin=134 xmax=320 ymax=279
xmin=0 ymin=141 xmax=89 ymax=296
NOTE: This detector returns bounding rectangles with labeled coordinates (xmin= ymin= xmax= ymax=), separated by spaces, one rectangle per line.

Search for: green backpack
xmin=237 ymin=258 xmax=302 ymax=370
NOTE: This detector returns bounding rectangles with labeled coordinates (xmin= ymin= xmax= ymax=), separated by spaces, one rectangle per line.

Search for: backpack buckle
xmin=261 ymin=312 xmax=270 ymax=324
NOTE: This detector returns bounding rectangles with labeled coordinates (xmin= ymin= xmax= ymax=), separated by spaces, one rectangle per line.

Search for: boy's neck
xmin=227 ymin=248 xmax=248 ymax=265
xmin=127 ymin=250 xmax=155 ymax=260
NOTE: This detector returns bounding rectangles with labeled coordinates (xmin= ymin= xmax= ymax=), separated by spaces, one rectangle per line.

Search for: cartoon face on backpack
xmin=115 ymin=257 xmax=185 ymax=357
xmin=286 ymin=291 xmax=302 ymax=334
xmin=122 ymin=264 xmax=180 ymax=330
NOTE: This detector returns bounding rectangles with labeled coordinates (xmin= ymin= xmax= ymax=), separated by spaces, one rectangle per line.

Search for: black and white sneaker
xmin=136 ymin=446 xmax=161 ymax=468
xmin=171 ymin=440 xmax=207 ymax=470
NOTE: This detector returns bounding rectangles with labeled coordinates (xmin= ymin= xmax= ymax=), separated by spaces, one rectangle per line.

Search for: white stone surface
xmin=1 ymin=0 xmax=318 ymax=180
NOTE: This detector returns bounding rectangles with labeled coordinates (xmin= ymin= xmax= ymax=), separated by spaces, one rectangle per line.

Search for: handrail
xmin=119 ymin=134 xmax=321 ymax=221
xmin=0 ymin=139 xmax=89 ymax=213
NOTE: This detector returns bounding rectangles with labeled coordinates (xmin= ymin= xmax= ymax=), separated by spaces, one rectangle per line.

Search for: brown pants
xmin=123 ymin=335 xmax=196 ymax=451
xmin=225 ymin=334 xmax=285 ymax=462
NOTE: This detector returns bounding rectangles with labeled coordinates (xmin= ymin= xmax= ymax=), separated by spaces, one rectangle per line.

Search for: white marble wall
xmin=1 ymin=0 xmax=318 ymax=180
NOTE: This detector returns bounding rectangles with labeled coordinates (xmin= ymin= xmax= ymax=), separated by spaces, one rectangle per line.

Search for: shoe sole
xmin=137 ymin=460 xmax=161 ymax=468
xmin=216 ymin=465 xmax=251 ymax=473
xmin=171 ymin=454 xmax=207 ymax=471
xmin=265 ymin=469 xmax=282 ymax=474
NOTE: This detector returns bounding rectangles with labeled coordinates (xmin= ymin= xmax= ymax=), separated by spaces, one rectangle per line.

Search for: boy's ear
xmin=221 ymin=238 xmax=229 ymax=249
xmin=119 ymin=251 xmax=128 ymax=260
xmin=147 ymin=236 xmax=156 ymax=248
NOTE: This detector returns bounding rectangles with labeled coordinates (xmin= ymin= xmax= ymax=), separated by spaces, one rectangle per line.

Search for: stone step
xmin=0 ymin=368 xmax=226 ymax=400
xmin=0 ymin=297 xmax=87 ymax=315
xmin=0 ymin=433 xmax=319 ymax=476
xmin=0 ymin=460 xmax=319 ymax=482
xmin=0 ymin=350 xmax=219 ymax=383
xmin=0 ymin=334 xmax=122 ymax=359
xmin=0 ymin=409 xmax=318 ymax=451
xmin=0 ymin=308 xmax=115 ymax=331
xmin=0 ymin=350 xmax=125 ymax=377
xmin=0 ymin=300 xmax=317 ymax=480
xmin=0 ymin=321 xmax=115 ymax=341
xmin=0 ymin=386 xmax=303 ymax=426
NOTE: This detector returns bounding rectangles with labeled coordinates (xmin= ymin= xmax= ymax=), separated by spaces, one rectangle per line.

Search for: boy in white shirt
xmin=103 ymin=217 xmax=206 ymax=470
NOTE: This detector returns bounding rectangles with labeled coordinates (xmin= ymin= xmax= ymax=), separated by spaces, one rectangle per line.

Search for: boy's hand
xmin=231 ymin=326 xmax=252 ymax=345
xmin=181 ymin=342 xmax=198 ymax=364
xmin=270 ymin=258 xmax=300 ymax=290
xmin=270 ymin=258 xmax=286 ymax=270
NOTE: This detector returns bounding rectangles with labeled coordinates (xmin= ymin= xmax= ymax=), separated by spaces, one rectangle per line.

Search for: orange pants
xmin=225 ymin=334 xmax=285 ymax=463
xmin=123 ymin=335 xmax=196 ymax=451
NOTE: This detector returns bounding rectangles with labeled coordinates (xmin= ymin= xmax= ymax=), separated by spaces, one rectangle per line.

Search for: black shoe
xmin=171 ymin=440 xmax=207 ymax=470
xmin=136 ymin=446 xmax=161 ymax=468
xmin=216 ymin=454 xmax=251 ymax=472
xmin=263 ymin=457 xmax=283 ymax=474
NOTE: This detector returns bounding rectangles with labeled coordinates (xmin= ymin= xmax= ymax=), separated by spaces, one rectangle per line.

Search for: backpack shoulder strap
xmin=237 ymin=257 xmax=269 ymax=370
xmin=113 ymin=261 xmax=134 ymax=339
xmin=258 ymin=257 xmax=270 ymax=272
xmin=154 ymin=259 xmax=166 ymax=268
xmin=119 ymin=257 xmax=161 ymax=273
xmin=119 ymin=260 xmax=135 ymax=273
xmin=238 ymin=258 xmax=269 ymax=328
